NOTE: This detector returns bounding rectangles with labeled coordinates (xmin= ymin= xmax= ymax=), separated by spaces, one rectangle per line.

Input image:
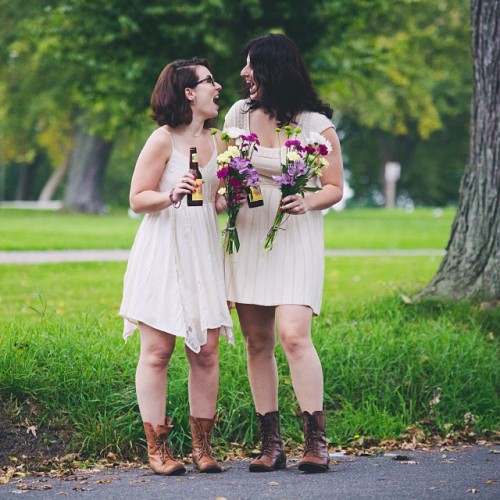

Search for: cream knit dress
xmin=223 ymin=100 xmax=335 ymax=315
xmin=120 ymin=130 xmax=234 ymax=352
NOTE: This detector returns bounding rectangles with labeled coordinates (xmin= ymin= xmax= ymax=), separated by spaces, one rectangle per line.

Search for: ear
xmin=185 ymin=87 xmax=196 ymax=103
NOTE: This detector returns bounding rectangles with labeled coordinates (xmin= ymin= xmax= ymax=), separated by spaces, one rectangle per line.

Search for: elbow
xmin=129 ymin=194 xmax=141 ymax=214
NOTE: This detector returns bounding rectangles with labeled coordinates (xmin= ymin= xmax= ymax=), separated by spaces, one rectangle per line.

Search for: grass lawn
xmin=0 ymin=207 xmax=498 ymax=461
xmin=1 ymin=255 xmax=498 ymax=459
xmin=0 ymin=206 xmax=455 ymax=250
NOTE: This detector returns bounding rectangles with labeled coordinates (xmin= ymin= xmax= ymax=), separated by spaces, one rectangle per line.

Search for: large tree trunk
xmin=418 ymin=0 xmax=499 ymax=300
xmin=63 ymin=126 xmax=113 ymax=213
xmin=38 ymin=164 xmax=68 ymax=202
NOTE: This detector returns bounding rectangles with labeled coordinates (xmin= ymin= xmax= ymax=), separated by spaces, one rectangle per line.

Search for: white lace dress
xmin=119 ymin=129 xmax=234 ymax=352
xmin=223 ymin=100 xmax=335 ymax=315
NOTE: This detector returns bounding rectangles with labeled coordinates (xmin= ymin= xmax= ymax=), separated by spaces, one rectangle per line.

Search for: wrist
xmin=216 ymin=197 xmax=227 ymax=214
xmin=169 ymin=189 xmax=181 ymax=208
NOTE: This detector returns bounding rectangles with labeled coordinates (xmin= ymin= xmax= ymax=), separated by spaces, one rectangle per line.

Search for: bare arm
xmin=129 ymin=128 xmax=195 ymax=213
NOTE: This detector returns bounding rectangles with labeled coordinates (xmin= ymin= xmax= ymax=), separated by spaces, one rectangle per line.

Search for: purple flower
xmin=246 ymin=133 xmax=260 ymax=144
xmin=287 ymin=161 xmax=307 ymax=178
xmin=230 ymin=157 xmax=250 ymax=171
xmin=217 ymin=167 xmax=229 ymax=179
xmin=246 ymin=170 xmax=260 ymax=186
xmin=273 ymin=173 xmax=295 ymax=186
xmin=284 ymin=140 xmax=301 ymax=148
xmin=318 ymin=144 xmax=329 ymax=156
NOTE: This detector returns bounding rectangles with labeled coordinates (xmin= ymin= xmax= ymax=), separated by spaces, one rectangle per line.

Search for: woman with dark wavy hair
xmin=120 ymin=58 xmax=233 ymax=475
xmin=223 ymin=34 xmax=344 ymax=473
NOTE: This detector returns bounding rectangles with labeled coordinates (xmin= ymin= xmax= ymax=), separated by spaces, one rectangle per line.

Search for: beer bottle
xmin=247 ymin=185 xmax=264 ymax=208
xmin=187 ymin=147 xmax=203 ymax=206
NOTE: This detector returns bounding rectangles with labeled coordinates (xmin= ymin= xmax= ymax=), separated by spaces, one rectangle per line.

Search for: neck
xmin=184 ymin=116 xmax=207 ymax=138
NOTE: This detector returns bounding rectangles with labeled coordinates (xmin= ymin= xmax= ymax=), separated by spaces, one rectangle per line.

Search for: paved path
xmin=0 ymin=249 xmax=445 ymax=265
xmin=0 ymin=446 xmax=498 ymax=499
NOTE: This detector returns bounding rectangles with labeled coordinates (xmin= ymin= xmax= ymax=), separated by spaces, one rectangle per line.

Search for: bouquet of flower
xmin=216 ymin=127 xmax=261 ymax=254
xmin=263 ymin=125 xmax=331 ymax=251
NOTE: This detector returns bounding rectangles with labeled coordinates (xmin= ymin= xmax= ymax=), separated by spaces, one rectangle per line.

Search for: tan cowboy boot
xmin=189 ymin=416 xmax=222 ymax=473
xmin=249 ymin=411 xmax=287 ymax=472
xmin=298 ymin=410 xmax=330 ymax=473
xmin=143 ymin=419 xmax=186 ymax=475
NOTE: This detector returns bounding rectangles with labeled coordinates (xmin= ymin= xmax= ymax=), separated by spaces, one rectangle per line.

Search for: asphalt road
xmin=1 ymin=446 xmax=499 ymax=499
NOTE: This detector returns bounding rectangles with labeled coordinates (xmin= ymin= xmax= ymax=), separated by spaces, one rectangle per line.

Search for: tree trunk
xmin=63 ymin=126 xmax=113 ymax=213
xmin=418 ymin=0 xmax=499 ymax=300
xmin=38 ymin=162 xmax=68 ymax=202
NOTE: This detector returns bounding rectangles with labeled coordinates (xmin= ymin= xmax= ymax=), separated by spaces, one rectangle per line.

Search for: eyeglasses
xmin=195 ymin=75 xmax=216 ymax=86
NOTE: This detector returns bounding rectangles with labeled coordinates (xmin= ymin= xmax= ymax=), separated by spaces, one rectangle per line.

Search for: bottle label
xmin=248 ymin=185 xmax=263 ymax=202
xmin=191 ymin=153 xmax=198 ymax=163
xmin=192 ymin=179 xmax=203 ymax=201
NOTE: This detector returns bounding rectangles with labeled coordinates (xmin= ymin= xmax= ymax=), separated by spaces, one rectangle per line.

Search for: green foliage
xmin=0 ymin=259 xmax=498 ymax=457
xmin=0 ymin=0 xmax=473 ymax=206
xmin=316 ymin=0 xmax=472 ymax=205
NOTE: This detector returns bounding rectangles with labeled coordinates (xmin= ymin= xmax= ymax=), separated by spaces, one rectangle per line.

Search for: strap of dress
xmin=160 ymin=127 xmax=176 ymax=149
xmin=236 ymin=101 xmax=247 ymax=130
xmin=161 ymin=127 xmax=217 ymax=158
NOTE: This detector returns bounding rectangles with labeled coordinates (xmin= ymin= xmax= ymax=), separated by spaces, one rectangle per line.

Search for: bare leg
xmin=136 ymin=323 xmax=176 ymax=429
xmin=276 ymin=305 xmax=324 ymax=412
xmin=185 ymin=329 xmax=220 ymax=418
xmin=236 ymin=304 xmax=278 ymax=414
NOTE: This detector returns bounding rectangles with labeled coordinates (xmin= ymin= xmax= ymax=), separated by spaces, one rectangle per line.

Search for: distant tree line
xmin=0 ymin=0 xmax=472 ymax=210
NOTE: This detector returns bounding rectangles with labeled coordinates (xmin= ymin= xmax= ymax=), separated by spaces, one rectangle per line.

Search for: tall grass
xmin=1 ymin=257 xmax=498 ymax=458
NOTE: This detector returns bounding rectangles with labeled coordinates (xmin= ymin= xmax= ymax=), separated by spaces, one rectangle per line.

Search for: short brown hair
xmin=150 ymin=57 xmax=212 ymax=127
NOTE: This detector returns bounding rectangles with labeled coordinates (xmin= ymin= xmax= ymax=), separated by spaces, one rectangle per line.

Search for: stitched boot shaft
xmin=190 ymin=416 xmax=222 ymax=473
xmin=143 ymin=419 xmax=186 ymax=475
xmin=298 ymin=411 xmax=330 ymax=473
xmin=249 ymin=411 xmax=287 ymax=472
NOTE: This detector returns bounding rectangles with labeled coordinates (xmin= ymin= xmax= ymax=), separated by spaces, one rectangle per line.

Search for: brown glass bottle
xmin=187 ymin=147 xmax=203 ymax=206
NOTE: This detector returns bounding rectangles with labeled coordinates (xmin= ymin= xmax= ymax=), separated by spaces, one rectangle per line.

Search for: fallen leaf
xmin=483 ymin=480 xmax=498 ymax=485
xmin=466 ymin=488 xmax=479 ymax=494
xmin=95 ymin=478 xmax=117 ymax=484
xmin=26 ymin=425 xmax=37 ymax=437
xmin=401 ymin=295 xmax=412 ymax=304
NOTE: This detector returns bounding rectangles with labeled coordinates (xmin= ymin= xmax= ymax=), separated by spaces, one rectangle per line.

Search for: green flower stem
xmin=263 ymin=208 xmax=287 ymax=251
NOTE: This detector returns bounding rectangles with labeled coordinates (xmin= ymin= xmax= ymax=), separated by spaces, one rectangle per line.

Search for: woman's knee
xmin=279 ymin=328 xmax=312 ymax=358
xmin=140 ymin=343 xmax=174 ymax=369
xmin=188 ymin=341 xmax=219 ymax=370
xmin=245 ymin=330 xmax=276 ymax=357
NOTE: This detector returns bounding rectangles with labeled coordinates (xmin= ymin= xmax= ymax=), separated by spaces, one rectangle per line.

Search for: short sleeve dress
xmin=223 ymin=99 xmax=335 ymax=315
xmin=119 ymin=129 xmax=234 ymax=353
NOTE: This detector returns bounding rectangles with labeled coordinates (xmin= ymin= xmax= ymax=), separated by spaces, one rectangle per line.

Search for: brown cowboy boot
xmin=249 ymin=411 xmax=287 ymax=472
xmin=298 ymin=410 xmax=330 ymax=473
xmin=143 ymin=419 xmax=186 ymax=475
xmin=189 ymin=416 xmax=222 ymax=473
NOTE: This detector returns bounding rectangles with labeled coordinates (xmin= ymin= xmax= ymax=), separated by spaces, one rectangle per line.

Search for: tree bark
xmin=38 ymin=161 xmax=69 ymax=202
xmin=418 ymin=0 xmax=499 ymax=300
xmin=63 ymin=126 xmax=113 ymax=213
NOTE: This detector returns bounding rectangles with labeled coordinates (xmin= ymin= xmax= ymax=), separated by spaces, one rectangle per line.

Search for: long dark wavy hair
xmin=244 ymin=34 xmax=332 ymax=127
xmin=150 ymin=57 xmax=213 ymax=128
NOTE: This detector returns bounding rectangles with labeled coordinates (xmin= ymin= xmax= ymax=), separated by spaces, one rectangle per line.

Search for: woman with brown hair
xmin=224 ymin=34 xmax=344 ymax=473
xmin=120 ymin=58 xmax=233 ymax=475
